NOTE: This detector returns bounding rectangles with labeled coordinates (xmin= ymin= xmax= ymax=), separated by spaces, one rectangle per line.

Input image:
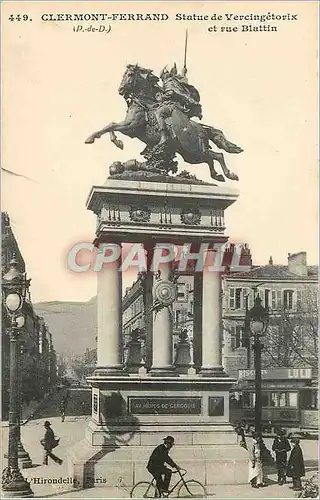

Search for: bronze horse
xmin=85 ymin=65 xmax=243 ymax=182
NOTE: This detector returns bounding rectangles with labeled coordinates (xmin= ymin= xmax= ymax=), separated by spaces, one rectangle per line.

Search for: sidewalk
xmin=1 ymin=417 xmax=317 ymax=499
xmin=24 ymin=481 xmax=306 ymax=499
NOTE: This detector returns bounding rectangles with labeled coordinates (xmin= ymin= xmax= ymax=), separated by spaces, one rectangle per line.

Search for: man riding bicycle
xmin=147 ymin=436 xmax=181 ymax=494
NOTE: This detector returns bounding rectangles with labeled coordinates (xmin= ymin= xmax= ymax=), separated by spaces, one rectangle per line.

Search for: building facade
xmin=122 ymin=273 xmax=194 ymax=367
xmin=223 ymin=251 xmax=318 ymax=377
xmin=222 ymin=250 xmax=318 ymax=430
xmin=120 ymin=247 xmax=318 ymax=430
xmin=1 ymin=212 xmax=57 ymax=418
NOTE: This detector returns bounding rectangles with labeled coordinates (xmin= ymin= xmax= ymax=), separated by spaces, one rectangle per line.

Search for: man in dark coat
xmin=147 ymin=436 xmax=180 ymax=493
xmin=272 ymin=429 xmax=291 ymax=485
xmin=286 ymin=437 xmax=305 ymax=491
xmin=41 ymin=421 xmax=63 ymax=465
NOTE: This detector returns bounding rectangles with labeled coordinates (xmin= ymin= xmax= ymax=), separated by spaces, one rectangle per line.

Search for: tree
xmin=262 ymin=289 xmax=318 ymax=368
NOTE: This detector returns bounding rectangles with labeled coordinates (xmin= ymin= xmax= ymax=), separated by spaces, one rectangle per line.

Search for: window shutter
xmin=235 ymin=326 xmax=241 ymax=348
xmin=242 ymin=288 xmax=249 ymax=309
xmin=229 ymin=288 xmax=235 ymax=309
xmin=296 ymin=290 xmax=302 ymax=310
xmin=277 ymin=290 xmax=282 ymax=309
xmin=230 ymin=326 xmax=236 ymax=350
xmin=258 ymin=290 xmax=264 ymax=306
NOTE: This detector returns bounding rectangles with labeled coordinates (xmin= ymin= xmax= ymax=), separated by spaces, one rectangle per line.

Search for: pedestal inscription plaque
xmin=129 ymin=397 xmax=202 ymax=415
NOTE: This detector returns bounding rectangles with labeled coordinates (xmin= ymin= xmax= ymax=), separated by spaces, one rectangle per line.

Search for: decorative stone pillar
xmin=150 ymin=244 xmax=176 ymax=376
xmin=95 ymin=243 xmax=126 ymax=376
xmin=200 ymin=248 xmax=224 ymax=376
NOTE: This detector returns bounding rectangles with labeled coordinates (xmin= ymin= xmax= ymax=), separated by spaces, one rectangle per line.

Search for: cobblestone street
xmin=2 ymin=417 xmax=318 ymax=499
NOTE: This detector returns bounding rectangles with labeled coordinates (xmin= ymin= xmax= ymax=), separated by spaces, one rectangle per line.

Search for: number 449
xmin=8 ymin=14 xmax=31 ymax=21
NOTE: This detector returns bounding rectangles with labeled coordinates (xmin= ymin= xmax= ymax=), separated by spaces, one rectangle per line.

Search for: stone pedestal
xmin=67 ymin=178 xmax=248 ymax=489
xmin=68 ymin=376 xmax=248 ymax=488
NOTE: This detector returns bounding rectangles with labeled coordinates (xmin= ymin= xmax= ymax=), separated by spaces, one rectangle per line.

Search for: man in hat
xmin=286 ymin=437 xmax=305 ymax=491
xmin=147 ymin=436 xmax=180 ymax=494
xmin=41 ymin=421 xmax=63 ymax=465
xmin=272 ymin=428 xmax=291 ymax=485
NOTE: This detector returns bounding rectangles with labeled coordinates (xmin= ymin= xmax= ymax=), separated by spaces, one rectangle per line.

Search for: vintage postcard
xmin=1 ymin=1 xmax=318 ymax=499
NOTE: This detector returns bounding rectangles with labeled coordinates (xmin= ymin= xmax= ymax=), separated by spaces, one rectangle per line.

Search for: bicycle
xmin=130 ymin=468 xmax=207 ymax=498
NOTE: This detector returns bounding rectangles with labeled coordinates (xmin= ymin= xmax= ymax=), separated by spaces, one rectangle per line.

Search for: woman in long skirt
xmin=248 ymin=432 xmax=266 ymax=488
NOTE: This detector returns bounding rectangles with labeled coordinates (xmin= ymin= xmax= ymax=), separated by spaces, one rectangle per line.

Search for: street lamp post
xmin=1 ymin=255 xmax=34 ymax=498
xmin=4 ymin=339 xmax=33 ymax=469
xmin=17 ymin=341 xmax=33 ymax=468
xmin=248 ymin=295 xmax=269 ymax=443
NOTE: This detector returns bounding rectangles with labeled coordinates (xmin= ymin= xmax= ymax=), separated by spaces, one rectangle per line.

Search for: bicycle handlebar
xmin=173 ymin=468 xmax=187 ymax=476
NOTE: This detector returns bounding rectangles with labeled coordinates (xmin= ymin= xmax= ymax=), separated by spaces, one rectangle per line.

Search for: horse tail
xmin=202 ymin=124 xmax=243 ymax=154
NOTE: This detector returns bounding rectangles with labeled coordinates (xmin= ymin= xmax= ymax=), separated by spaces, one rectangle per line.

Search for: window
xmin=264 ymin=289 xmax=270 ymax=309
xmin=279 ymin=393 xmax=286 ymax=407
xmin=229 ymin=288 xmax=235 ymax=309
xmin=271 ymin=291 xmax=277 ymax=310
xmin=235 ymin=288 xmax=242 ymax=309
xmin=288 ymin=393 xmax=298 ymax=407
xmin=177 ymin=283 xmax=188 ymax=302
xmin=262 ymin=392 xmax=269 ymax=407
xmin=283 ymin=290 xmax=294 ymax=310
xmin=270 ymin=393 xmax=277 ymax=407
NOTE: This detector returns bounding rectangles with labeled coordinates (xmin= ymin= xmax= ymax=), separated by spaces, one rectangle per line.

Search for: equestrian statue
xmin=85 ymin=34 xmax=243 ymax=182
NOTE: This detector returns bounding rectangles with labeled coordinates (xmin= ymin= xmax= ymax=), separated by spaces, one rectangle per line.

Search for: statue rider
xmin=154 ymin=63 xmax=202 ymax=145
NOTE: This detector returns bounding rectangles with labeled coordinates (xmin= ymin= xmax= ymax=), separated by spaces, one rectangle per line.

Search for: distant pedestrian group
xmin=246 ymin=428 xmax=305 ymax=492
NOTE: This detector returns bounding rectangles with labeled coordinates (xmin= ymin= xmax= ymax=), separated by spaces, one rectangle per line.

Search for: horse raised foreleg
xmin=85 ymin=119 xmax=134 ymax=147
xmin=209 ymin=151 xmax=239 ymax=181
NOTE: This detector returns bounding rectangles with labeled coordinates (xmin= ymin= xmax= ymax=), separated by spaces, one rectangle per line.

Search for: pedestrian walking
xmin=235 ymin=420 xmax=247 ymax=449
xmin=248 ymin=432 xmax=266 ymax=488
xmin=272 ymin=428 xmax=291 ymax=485
xmin=286 ymin=437 xmax=305 ymax=491
xmin=59 ymin=400 xmax=66 ymax=422
xmin=40 ymin=421 xmax=63 ymax=465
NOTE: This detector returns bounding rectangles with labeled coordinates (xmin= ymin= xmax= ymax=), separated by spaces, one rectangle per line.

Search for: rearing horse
xmin=85 ymin=65 xmax=242 ymax=182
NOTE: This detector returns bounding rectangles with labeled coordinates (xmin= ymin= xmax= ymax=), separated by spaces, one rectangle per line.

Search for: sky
xmin=2 ymin=1 xmax=318 ymax=303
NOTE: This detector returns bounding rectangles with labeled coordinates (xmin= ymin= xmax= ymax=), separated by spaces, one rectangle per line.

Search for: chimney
xmin=268 ymin=256 xmax=273 ymax=265
xmin=239 ymin=243 xmax=252 ymax=268
xmin=287 ymin=251 xmax=308 ymax=276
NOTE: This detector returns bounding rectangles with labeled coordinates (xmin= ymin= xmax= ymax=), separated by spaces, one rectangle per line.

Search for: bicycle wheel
xmin=178 ymin=479 xmax=207 ymax=498
xmin=130 ymin=481 xmax=159 ymax=498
